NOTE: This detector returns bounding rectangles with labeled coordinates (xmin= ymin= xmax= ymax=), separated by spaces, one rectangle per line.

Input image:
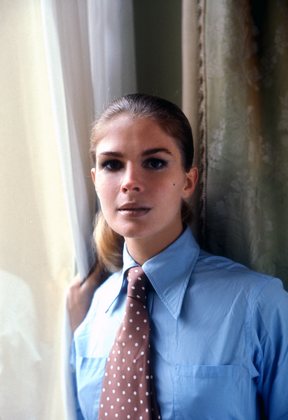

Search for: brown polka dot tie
xmin=98 ymin=266 xmax=161 ymax=419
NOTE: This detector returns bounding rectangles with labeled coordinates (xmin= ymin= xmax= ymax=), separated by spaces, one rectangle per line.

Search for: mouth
xmin=117 ymin=204 xmax=151 ymax=217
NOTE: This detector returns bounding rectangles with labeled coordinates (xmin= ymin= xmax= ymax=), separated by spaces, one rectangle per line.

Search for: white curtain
xmin=0 ymin=0 xmax=136 ymax=419
xmin=0 ymin=1 xmax=74 ymax=419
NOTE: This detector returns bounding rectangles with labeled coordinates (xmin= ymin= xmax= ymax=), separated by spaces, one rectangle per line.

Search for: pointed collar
xmin=105 ymin=227 xmax=200 ymax=319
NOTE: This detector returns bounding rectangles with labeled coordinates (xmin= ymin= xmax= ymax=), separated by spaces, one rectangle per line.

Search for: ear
xmin=91 ymin=168 xmax=96 ymax=184
xmin=182 ymin=167 xmax=198 ymax=199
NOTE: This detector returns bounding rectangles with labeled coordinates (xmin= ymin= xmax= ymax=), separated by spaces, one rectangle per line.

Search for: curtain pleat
xmin=87 ymin=0 xmax=136 ymax=115
xmin=41 ymin=0 xmax=96 ymax=279
xmin=182 ymin=0 xmax=205 ymax=240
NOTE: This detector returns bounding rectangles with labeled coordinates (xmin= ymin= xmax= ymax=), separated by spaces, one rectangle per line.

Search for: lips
xmin=117 ymin=203 xmax=151 ymax=216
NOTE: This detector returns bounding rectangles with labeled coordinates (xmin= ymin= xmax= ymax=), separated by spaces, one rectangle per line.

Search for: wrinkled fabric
xmin=71 ymin=228 xmax=288 ymax=419
xmin=203 ymin=0 xmax=288 ymax=285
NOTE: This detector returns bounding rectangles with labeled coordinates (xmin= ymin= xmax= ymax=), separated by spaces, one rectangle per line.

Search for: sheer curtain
xmin=0 ymin=1 xmax=74 ymax=419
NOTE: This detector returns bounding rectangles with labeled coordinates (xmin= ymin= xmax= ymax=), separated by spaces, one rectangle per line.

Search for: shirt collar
xmin=105 ymin=227 xmax=200 ymax=319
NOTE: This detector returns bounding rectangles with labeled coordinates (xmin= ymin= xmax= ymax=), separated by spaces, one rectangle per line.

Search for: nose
xmin=121 ymin=164 xmax=143 ymax=193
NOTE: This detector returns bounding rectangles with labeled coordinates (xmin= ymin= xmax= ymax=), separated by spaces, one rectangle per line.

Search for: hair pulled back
xmin=90 ymin=93 xmax=195 ymax=272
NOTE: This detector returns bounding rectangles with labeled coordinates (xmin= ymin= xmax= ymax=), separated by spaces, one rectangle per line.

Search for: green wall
xmin=133 ymin=0 xmax=182 ymax=106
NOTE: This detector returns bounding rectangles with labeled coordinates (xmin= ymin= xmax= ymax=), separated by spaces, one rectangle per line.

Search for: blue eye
xmin=143 ymin=158 xmax=168 ymax=170
xmin=101 ymin=159 xmax=123 ymax=171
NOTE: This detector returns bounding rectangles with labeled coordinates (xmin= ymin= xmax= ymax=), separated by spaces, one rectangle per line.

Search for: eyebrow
xmin=97 ymin=148 xmax=173 ymax=158
xmin=142 ymin=148 xmax=173 ymax=157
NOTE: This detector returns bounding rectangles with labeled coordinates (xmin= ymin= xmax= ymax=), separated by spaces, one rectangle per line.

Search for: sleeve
xmin=71 ymin=371 xmax=85 ymax=420
xmin=70 ymin=340 xmax=85 ymax=420
xmin=253 ymin=278 xmax=288 ymax=419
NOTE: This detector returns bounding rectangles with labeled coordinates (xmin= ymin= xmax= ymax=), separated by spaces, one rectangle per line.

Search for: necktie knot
xmin=127 ymin=266 xmax=148 ymax=303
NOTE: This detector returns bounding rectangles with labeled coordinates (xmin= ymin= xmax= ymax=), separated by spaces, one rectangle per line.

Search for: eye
xmin=143 ymin=158 xmax=168 ymax=170
xmin=100 ymin=159 xmax=123 ymax=171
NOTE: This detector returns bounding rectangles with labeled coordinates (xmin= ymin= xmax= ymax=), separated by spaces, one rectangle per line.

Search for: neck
xmin=125 ymin=224 xmax=184 ymax=265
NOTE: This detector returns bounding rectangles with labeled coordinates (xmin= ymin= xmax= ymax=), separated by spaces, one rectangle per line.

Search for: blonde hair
xmin=90 ymin=94 xmax=195 ymax=272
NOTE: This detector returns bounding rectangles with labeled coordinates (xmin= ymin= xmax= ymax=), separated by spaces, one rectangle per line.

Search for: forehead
xmin=95 ymin=115 xmax=178 ymax=153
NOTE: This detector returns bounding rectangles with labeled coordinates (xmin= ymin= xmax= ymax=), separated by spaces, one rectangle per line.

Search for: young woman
xmin=69 ymin=94 xmax=288 ymax=420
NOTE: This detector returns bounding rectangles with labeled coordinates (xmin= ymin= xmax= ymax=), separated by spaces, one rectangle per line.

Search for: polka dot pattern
xmin=98 ymin=267 xmax=161 ymax=420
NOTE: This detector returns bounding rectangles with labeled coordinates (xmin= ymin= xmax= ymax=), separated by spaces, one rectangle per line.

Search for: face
xmin=91 ymin=115 xmax=198 ymax=254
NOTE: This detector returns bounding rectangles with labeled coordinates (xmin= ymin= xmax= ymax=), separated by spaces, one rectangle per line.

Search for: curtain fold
xmin=41 ymin=0 xmax=96 ymax=279
xmin=182 ymin=0 xmax=206 ymax=240
xmin=87 ymin=0 xmax=136 ymax=116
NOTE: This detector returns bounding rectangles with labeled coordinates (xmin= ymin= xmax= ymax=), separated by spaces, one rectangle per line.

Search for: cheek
xmin=96 ymin=173 xmax=113 ymax=191
xmin=96 ymin=192 xmax=114 ymax=221
xmin=97 ymin=185 xmax=112 ymax=201
xmin=150 ymin=176 xmax=179 ymax=193
xmin=95 ymin=177 xmax=119 ymax=206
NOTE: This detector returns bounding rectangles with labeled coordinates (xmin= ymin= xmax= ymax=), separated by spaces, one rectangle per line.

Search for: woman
xmin=69 ymin=94 xmax=288 ymax=419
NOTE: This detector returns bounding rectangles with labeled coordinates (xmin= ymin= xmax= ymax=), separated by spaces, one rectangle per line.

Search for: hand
xmin=67 ymin=265 xmax=107 ymax=332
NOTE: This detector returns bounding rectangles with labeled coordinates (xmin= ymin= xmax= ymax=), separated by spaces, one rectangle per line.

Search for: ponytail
xmin=93 ymin=211 xmax=124 ymax=273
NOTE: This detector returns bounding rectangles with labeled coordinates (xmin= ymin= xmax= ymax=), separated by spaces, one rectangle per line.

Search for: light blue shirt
xmin=70 ymin=227 xmax=288 ymax=419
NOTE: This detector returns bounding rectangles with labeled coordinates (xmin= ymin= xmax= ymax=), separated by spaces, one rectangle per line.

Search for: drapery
xmin=197 ymin=0 xmax=288 ymax=287
xmin=0 ymin=1 xmax=74 ymax=418
xmin=1 ymin=0 xmax=287 ymax=419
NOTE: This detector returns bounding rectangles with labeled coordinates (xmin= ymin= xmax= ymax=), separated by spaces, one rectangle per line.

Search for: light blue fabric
xmin=70 ymin=227 xmax=288 ymax=419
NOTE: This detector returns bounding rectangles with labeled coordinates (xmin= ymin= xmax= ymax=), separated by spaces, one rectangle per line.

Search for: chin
xmin=112 ymin=224 xmax=153 ymax=241
xmin=117 ymin=229 xmax=147 ymax=240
